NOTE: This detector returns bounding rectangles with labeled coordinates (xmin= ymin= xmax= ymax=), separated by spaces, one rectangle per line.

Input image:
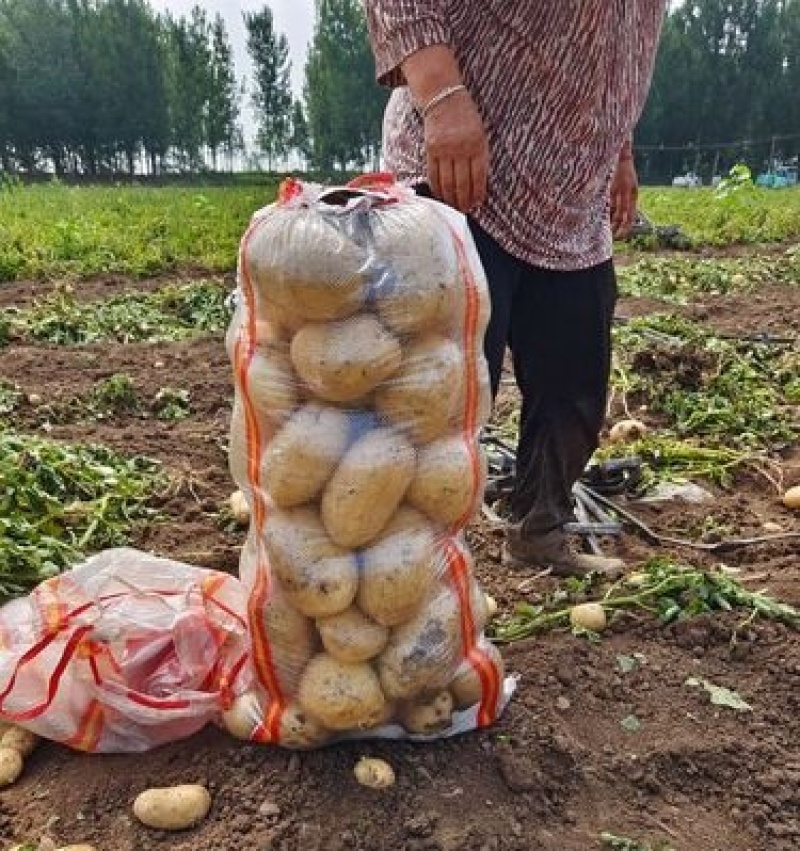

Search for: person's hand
xmin=610 ymin=154 xmax=638 ymax=239
xmin=423 ymin=90 xmax=489 ymax=213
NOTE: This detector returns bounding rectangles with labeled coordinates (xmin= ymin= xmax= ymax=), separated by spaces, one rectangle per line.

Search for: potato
xmin=354 ymin=756 xmax=396 ymax=789
xmin=133 ymin=784 xmax=212 ymax=831
xmin=782 ymin=485 xmax=800 ymax=509
xmin=58 ymin=845 xmax=98 ymax=851
xmin=397 ymin=690 xmax=454 ymax=734
xmin=0 ymin=726 xmax=38 ymax=758
xmin=448 ymin=357 xmax=493 ymax=431
xmin=316 ymin=607 xmax=389 ymax=663
xmin=608 ymin=418 xmax=649 ymax=444
xmin=0 ymin=747 xmax=23 ymax=787
xmin=290 ymin=315 xmax=402 ymax=403
xmin=298 ymin=654 xmax=387 ymax=731
xmin=265 ymin=507 xmax=358 ymax=618
xmin=358 ymin=507 xmax=438 ymax=627
xmin=244 ymin=206 xmax=369 ymax=321
xmin=375 ymin=336 xmax=464 ymax=444
xmin=260 ymin=583 xmax=318 ymax=694
xmin=247 ymin=347 xmax=298 ymax=424
xmin=407 ymin=437 xmax=486 ymax=526
xmin=321 ymin=428 xmax=416 ymax=548
xmin=221 ymin=690 xmax=262 ymax=741
xmin=279 ymin=702 xmax=331 ymax=749
xmin=570 ymin=602 xmax=607 ymax=632
xmin=377 ymin=583 xmax=464 ymax=701
xmin=372 ymin=200 xmax=459 ymax=335
xmin=228 ymin=490 xmax=250 ymax=527
xmin=262 ymin=403 xmax=350 ymax=508
xmin=449 ymin=642 xmax=506 ymax=710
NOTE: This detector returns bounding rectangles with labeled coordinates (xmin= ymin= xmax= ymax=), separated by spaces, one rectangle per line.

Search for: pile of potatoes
xmin=225 ymin=194 xmax=504 ymax=746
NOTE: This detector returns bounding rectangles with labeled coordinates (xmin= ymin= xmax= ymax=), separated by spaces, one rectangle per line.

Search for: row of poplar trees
xmin=1 ymin=0 xmax=799 ymax=177
xmin=0 ymin=0 xmax=385 ymax=176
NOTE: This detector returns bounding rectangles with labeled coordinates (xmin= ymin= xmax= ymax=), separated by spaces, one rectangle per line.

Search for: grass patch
xmin=0 ymin=182 xmax=277 ymax=281
xmin=3 ymin=279 xmax=230 ymax=344
xmin=0 ymin=431 xmax=165 ymax=600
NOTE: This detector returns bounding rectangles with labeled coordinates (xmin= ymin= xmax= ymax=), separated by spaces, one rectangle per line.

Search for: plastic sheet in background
xmin=0 ymin=549 xmax=253 ymax=753
xmin=226 ymin=174 xmax=515 ymax=748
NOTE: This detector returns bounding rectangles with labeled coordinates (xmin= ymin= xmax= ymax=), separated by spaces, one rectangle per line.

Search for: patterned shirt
xmin=365 ymin=1 xmax=666 ymax=270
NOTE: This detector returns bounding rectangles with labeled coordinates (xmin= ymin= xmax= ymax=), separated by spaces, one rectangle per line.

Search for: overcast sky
xmin=148 ymin=1 xmax=315 ymax=140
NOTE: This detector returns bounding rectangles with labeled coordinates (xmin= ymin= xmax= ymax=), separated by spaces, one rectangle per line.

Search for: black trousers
xmin=469 ymin=220 xmax=618 ymax=536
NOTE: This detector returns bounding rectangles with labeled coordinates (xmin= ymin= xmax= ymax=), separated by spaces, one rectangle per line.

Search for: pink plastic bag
xmin=0 ymin=548 xmax=252 ymax=753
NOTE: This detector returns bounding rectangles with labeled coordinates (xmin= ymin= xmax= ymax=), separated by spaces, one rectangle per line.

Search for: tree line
xmin=0 ymin=0 xmax=798 ymax=180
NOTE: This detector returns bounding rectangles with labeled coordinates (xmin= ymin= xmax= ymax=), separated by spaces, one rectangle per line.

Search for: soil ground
xmin=0 ymin=253 xmax=799 ymax=851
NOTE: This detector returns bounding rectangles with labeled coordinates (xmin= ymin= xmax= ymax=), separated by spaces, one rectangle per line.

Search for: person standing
xmin=364 ymin=2 xmax=667 ymax=576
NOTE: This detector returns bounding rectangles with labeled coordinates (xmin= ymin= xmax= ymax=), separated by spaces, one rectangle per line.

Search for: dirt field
xmin=0 ymin=259 xmax=799 ymax=851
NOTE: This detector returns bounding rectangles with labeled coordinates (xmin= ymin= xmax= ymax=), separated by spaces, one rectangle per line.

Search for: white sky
xmin=148 ymin=0 xmax=315 ymax=140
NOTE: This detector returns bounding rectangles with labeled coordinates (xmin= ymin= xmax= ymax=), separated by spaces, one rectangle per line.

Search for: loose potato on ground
xmin=783 ymin=485 xmax=800 ymax=509
xmin=0 ymin=747 xmax=23 ymax=787
xmin=321 ymin=428 xmax=416 ymax=548
xmin=354 ymin=756 xmax=396 ymax=789
xmin=397 ymin=690 xmax=454 ymax=734
xmin=357 ymin=507 xmax=438 ymax=627
xmin=377 ymin=583 xmax=464 ymax=701
xmin=133 ymin=784 xmax=212 ymax=831
xmin=375 ymin=336 xmax=464 ymax=444
xmin=244 ymin=206 xmax=369 ymax=321
xmin=316 ymin=607 xmax=389 ymax=663
xmin=372 ymin=200 xmax=459 ymax=335
xmin=298 ymin=654 xmax=387 ymax=731
xmin=290 ymin=315 xmax=402 ymax=403
xmin=0 ymin=726 xmax=38 ymax=758
xmin=608 ymin=418 xmax=649 ymax=444
xmin=265 ymin=507 xmax=358 ymax=618
xmin=262 ymin=403 xmax=350 ymax=508
xmin=260 ymin=582 xmax=318 ymax=693
xmin=449 ymin=641 xmax=506 ymax=710
xmin=247 ymin=348 xmax=298 ymax=424
xmin=407 ymin=437 xmax=486 ymax=526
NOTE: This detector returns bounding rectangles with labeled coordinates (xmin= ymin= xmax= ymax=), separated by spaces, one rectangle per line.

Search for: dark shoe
xmin=503 ymin=526 xmax=624 ymax=579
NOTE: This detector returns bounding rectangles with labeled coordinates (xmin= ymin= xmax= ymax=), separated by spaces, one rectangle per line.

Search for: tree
xmin=164 ymin=7 xmax=212 ymax=171
xmin=206 ymin=13 xmax=239 ymax=171
xmin=289 ymin=99 xmax=311 ymax=168
xmin=245 ymin=7 xmax=292 ymax=170
xmin=304 ymin=0 xmax=387 ymax=173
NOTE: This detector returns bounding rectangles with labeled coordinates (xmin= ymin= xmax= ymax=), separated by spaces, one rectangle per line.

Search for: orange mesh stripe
xmin=431 ymin=207 xmax=502 ymax=726
xmin=65 ymin=699 xmax=105 ymax=752
xmin=235 ymin=213 xmax=285 ymax=741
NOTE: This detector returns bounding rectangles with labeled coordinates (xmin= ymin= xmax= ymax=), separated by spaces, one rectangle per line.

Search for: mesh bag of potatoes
xmin=225 ymin=176 xmax=514 ymax=748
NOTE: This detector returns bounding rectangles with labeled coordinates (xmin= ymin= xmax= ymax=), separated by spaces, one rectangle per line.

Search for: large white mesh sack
xmin=225 ymin=176 xmax=513 ymax=748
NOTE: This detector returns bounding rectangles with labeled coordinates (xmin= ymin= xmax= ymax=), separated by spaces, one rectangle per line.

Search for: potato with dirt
xmin=377 ymin=583 xmax=465 ymax=701
xmin=357 ymin=507 xmax=438 ymax=627
xmin=397 ymin=690 xmax=454 ymax=734
xmin=262 ymin=403 xmax=351 ymax=508
xmin=246 ymin=347 xmax=298 ymax=424
xmin=316 ymin=606 xmax=390 ymax=663
xmin=321 ymin=427 xmax=416 ymax=548
xmin=371 ymin=200 xmax=459 ymax=336
xmin=132 ymin=784 xmax=212 ymax=830
xmin=449 ymin=641 xmax=506 ymax=710
xmin=407 ymin=437 xmax=486 ymax=525
xmin=290 ymin=314 xmax=402 ymax=403
xmin=244 ymin=206 xmax=369 ymax=321
xmin=375 ymin=336 xmax=464 ymax=444
xmin=298 ymin=653 xmax=387 ymax=731
xmin=265 ymin=507 xmax=358 ymax=618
